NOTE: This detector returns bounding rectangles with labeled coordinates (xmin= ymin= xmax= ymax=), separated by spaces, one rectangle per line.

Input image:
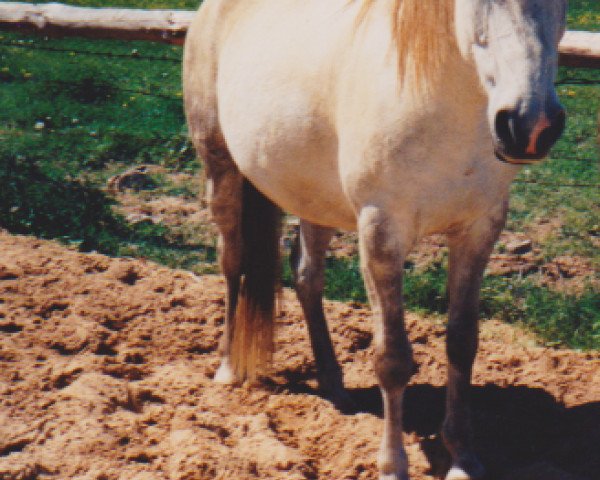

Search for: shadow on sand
xmin=355 ymin=383 xmax=599 ymax=480
xmin=273 ymin=370 xmax=599 ymax=480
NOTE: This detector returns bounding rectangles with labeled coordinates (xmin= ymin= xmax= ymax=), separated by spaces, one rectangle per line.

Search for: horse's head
xmin=455 ymin=0 xmax=567 ymax=164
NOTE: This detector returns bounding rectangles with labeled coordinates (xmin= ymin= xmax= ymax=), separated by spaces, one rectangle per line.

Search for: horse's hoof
xmin=445 ymin=467 xmax=471 ymax=480
xmin=445 ymin=456 xmax=485 ymax=480
xmin=378 ymin=451 xmax=409 ymax=480
xmin=214 ymin=360 xmax=237 ymax=384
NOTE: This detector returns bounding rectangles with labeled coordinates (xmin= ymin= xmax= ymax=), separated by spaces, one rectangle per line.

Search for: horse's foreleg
xmin=205 ymin=157 xmax=244 ymax=385
xmin=358 ymin=206 xmax=414 ymax=480
xmin=291 ymin=220 xmax=351 ymax=408
xmin=443 ymin=210 xmax=506 ymax=480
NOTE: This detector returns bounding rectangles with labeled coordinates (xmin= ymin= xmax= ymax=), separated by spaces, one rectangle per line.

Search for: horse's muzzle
xmin=494 ymin=108 xmax=566 ymax=164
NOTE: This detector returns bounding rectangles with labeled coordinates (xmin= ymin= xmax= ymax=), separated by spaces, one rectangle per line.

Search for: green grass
xmin=0 ymin=1 xmax=598 ymax=349
xmin=285 ymin=257 xmax=599 ymax=350
xmin=0 ymin=34 xmax=188 ymax=173
xmin=0 ymin=152 xmax=215 ymax=268
xmin=508 ymin=68 xmax=600 ymax=264
xmin=506 ymin=1 xmax=600 ymax=265
xmin=568 ymin=0 xmax=600 ymax=31
xmin=0 ymin=30 xmax=210 ymax=270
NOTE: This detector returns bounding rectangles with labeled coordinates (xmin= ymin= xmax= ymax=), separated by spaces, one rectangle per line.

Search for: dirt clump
xmin=0 ymin=231 xmax=598 ymax=480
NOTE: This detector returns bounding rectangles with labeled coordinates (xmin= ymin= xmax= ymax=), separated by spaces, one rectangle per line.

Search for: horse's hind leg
xmin=290 ymin=220 xmax=351 ymax=408
xmin=443 ymin=208 xmax=507 ymax=480
xmin=204 ymin=149 xmax=244 ymax=384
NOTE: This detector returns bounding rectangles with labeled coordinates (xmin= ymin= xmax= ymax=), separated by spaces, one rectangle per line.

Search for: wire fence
xmin=0 ymin=39 xmax=181 ymax=63
xmin=513 ymin=179 xmax=599 ymax=189
xmin=41 ymin=78 xmax=182 ymax=101
xmin=1 ymin=35 xmax=598 ymax=190
xmin=3 ymin=39 xmax=600 ymax=84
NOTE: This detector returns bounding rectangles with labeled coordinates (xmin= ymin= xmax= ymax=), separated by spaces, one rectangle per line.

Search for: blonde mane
xmin=359 ymin=0 xmax=455 ymax=90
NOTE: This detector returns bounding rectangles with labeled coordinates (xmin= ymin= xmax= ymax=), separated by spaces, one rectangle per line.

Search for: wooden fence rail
xmin=559 ymin=31 xmax=600 ymax=68
xmin=1 ymin=2 xmax=599 ymax=67
xmin=0 ymin=2 xmax=194 ymax=44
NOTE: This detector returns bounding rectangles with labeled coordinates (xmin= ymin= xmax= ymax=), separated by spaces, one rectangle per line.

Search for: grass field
xmin=1 ymin=1 xmax=598 ymax=349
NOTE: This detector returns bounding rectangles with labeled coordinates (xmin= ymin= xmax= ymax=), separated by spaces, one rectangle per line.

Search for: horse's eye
xmin=476 ymin=30 xmax=488 ymax=47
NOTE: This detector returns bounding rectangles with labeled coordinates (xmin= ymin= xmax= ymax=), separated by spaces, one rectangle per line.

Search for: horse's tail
xmin=231 ymin=179 xmax=281 ymax=380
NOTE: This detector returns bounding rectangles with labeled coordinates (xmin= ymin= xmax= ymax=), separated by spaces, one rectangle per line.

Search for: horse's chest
xmin=341 ymin=147 xmax=515 ymax=236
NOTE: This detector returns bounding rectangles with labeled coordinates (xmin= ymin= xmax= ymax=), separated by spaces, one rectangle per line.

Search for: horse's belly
xmin=225 ymin=121 xmax=357 ymax=230
xmin=216 ymin=14 xmax=357 ymax=230
xmin=253 ymin=167 xmax=357 ymax=231
xmin=218 ymin=84 xmax=356 ymax=228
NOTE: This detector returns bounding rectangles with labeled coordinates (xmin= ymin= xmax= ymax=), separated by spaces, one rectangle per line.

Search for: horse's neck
xmin=399 ymin=44 xmax=488 ymax=138
xmin=355 ymin=3 xmax=487 ymax=123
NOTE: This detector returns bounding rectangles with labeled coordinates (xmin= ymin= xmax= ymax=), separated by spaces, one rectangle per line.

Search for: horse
xmin=182 ymin=0 xmax=566 ymax=478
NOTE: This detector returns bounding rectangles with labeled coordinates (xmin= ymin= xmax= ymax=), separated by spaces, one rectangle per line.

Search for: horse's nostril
xmin=495 ymin=109 xmax=516 ymax=148
xmin=495 ymin=107 xmax=565 ymax=159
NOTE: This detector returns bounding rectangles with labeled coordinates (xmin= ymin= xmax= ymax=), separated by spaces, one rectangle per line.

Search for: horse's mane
xmin=359 ymin=0 xmax=455 ymax=90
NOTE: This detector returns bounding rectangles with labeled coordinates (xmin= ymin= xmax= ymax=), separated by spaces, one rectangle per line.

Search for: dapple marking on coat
xmin=183 ymin=1 xmax=566 ymax=479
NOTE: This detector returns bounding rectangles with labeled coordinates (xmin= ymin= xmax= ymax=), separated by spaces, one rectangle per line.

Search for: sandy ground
xmin=0 ymin=230 xmax=599 ymax=480
xmin=116 ymin=189 xmax=598 ymax=295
